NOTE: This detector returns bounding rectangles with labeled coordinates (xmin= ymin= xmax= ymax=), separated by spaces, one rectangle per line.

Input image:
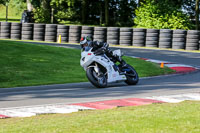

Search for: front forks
xmin=94 ymin=63 xmax=100 ymax=75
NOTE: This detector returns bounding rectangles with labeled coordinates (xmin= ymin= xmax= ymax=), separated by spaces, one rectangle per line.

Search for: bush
xmin=50 ymin=0 xmax=81 ymax=24
xmin=33 ymin=7 xmax=51 ymax=23
xmin=134 ymin=0 xmax=194 ymax=30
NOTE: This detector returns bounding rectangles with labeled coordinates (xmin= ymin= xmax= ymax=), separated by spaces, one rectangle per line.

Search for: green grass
xmin=0 ymin=40 xmax=174 ymax=88
xmin=0 ymin=101 xmax=200 ymax=133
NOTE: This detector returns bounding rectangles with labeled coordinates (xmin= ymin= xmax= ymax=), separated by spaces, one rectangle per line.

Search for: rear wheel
xmin=122 ymin=64 xmax=139 ymax=85
xmin=86 ymin=67 xmax=107 ymax=88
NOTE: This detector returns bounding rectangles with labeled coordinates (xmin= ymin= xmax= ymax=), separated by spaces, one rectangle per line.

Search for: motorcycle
xmin=80 ymin=47 xmax=139 ymax=88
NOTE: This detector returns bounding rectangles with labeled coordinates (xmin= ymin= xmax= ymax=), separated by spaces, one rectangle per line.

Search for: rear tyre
xmin=123 ymin=64 xmax=139 ymax=85
xmin=86 ymin=67 xmax=107 ymax=88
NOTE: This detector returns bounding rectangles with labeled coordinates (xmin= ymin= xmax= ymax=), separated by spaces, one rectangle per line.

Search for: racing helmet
xmin=80 ymin=36 xmax=92 ymax=50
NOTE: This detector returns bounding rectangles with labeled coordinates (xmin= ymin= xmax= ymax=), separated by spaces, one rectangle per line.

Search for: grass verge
xmin=0 ymin=40 xmax=174 ymax=88
xmin=0 ymin=101 xmax=200 ymax=133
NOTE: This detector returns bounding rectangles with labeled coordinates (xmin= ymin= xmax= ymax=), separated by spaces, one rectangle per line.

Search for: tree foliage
xmin=182 ymin=0 xmax=196 ymax=17
xmin=10 ymin=0 xmax=26 ymax=14
xmin=32 ymin=0 xmax=51 ymax=23
xmin=109 ymin=0 xmax=137 ymax=26
xmin=50 ymin=0 xmax=81 ymax=24
xmin=32 ymin=0 xmax=137 ymax=26
xmin=1 ymin=0 xmax=198 ymax=29
xmin=0 ymin=0 xmax=9 ymax=5
xmin=134 ymin=0 xmax=194 ymax=29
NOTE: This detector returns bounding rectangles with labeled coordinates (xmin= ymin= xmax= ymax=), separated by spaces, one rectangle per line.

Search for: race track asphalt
xmin=0 ymin=42 xmax=200 ymax=108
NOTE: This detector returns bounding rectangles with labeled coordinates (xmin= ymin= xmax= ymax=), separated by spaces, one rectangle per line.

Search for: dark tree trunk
xmin=6 ymin=3 xmax=8 ymax=22
xmin=105 ymin=0 xmax=109 ymax=26
xmin=82 ymin=0 xmax=87 ymax=24
xmin=42 ymin=0 xmax=51 ymax=23
xmin=195 ymin=0 xmax=199 ymax=30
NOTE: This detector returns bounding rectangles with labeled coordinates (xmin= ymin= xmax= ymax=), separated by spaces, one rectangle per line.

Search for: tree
xmin=116 ymin=0 xmax=137 ymax=26
xmin=0 ymin=0 xmax=7 ymax=5
xmin=105 ymin=0 xmax=109 ymax=26
xmin=176 ymin=0 xmax=199 ymax=30
xmin=134 ymin=0 xmax=193 ymax=29
xmin=81 ymin=0 xmax=87 ymax=24
xmin=11 ymin=0 xmax=26 ymax=13
xmin=182 ymin=0 xmax=196 ymax=17
xmin=50 ymin=0 xmax=81 ymax=24
xmin=0 ymin=0 xmax=10 ymax=21
xmin=32 ymin=0 xmax=52 ymax=23
xmin=103 ymin=0 xmax=136 ymax=26
xmin=30 ymin=0 xmax=136 ymax=26
xmin=137 ymin=0 xmax=144 ymax=7
xmin=195 ymin=0 xmax=199 ymax=30
xmin=26 ymin=0 xmax=33 ymax=11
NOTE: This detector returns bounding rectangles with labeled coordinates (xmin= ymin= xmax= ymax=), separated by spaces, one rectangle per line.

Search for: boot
xmin=116 ymin=56 xmax=127 ymax=67
xmin=121 ymin=60 xmax=127 ymax=67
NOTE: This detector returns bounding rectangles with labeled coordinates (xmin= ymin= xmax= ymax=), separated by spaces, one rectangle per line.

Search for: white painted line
xmin=146 ymin=59 xmax=171 ymax=64
xmin=165 ymin=64 xmax=194 ymax=68
xmin=130 ymin=56 xmax=139 ymax=58
xmin=130 ymin=56 xmax=172 ymax=64
xmin=176 ymin=93 xmax=200 ymax=100
xmin=0 ymin=110 xmax=36 ymax=117
xmin=146 ymin=93 xmax=200 ymax=103
xmin=146 ymin=97 xmax=183 ymax=103
xmin=130 ymin=56 xmax=199 ymax=71
xmin=0 ymin=104 xmax=94 ymax=117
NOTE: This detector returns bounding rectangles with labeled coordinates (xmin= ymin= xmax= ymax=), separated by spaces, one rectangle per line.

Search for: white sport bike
xmin=80 ymin=47 xmax=139 ymax=88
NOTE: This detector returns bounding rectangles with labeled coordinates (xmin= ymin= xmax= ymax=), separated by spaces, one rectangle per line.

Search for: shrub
xmin=33 ymin=7 xmax=51 ymax=23
xmin=134 ymin=0 xmax=194 ymax=30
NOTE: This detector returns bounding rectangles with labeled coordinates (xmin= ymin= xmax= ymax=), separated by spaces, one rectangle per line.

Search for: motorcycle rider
xmin=80 ymin=36 xmax=126 ymax=67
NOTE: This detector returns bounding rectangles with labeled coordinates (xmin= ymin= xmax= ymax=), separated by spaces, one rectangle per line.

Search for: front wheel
xmin=123 ymin=64 xmax=139 ymax=85
xmin=86 ymin=67 xmax=107 ymax=88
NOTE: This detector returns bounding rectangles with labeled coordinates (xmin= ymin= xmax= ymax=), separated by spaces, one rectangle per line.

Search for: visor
xmin=80 ymin=39 xmax=87 ymax=45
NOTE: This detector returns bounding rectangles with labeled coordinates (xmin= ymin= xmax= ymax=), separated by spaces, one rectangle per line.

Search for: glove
xmin=94 ymin=47 xmax=106 ymax=55
xmin=99 ymin=47 xmax=106 ymax=52
xmin=103 ymin=43 xmax=109 ymax=50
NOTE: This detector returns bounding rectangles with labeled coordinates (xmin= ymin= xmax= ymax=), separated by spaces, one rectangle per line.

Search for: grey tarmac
xmin=0 ymin=42 xmax=200 ymax=108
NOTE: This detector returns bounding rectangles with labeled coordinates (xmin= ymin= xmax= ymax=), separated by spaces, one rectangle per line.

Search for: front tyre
xmin=86 ymin=67 xmax=107 ymax=88
xmin=124 ymin=64 xmax=139 ymax=85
